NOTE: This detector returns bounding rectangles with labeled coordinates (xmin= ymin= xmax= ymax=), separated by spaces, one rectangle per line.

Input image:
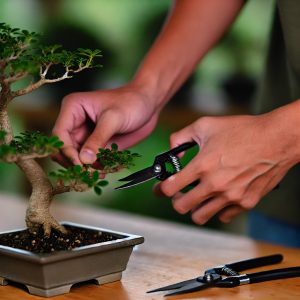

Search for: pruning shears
xmin=147 ymin=254 xmax=300 ymax=296
xmin=115 ymin=141 xmax=197 ymax=190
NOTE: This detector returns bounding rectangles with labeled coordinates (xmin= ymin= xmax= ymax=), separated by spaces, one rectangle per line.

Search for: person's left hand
xmin=155 ymin=110 xmax=300 ymax=224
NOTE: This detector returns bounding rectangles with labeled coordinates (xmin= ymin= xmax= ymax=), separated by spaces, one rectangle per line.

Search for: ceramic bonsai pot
xmin=0 ymin=221 xmax=144 ymax=297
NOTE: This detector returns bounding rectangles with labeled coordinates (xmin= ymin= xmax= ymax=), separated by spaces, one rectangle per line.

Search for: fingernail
xmin=80 ymin=149 xmax=96 ymax=164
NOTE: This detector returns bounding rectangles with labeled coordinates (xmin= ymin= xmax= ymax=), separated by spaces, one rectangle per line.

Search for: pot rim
xmin=0 ymin=221 xmax=144 ymax=264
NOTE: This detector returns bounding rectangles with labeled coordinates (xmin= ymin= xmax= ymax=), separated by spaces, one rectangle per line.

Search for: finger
xmin=51 ymin=152 xmax=73 ymax=168
xmin=169 ymin=124 xmax=200 ymax=158
xmin=218 ymin=205 xmax=245 ymax=223
xmin=80 ymin=112 xmax=122 ymax=164
xmin=171 ymin=182 xmax=214 ymax=214
xmin=61 ymin=145 xmax=81 ymax=165
xmin=159 ymin=155 xmax=202 ymax=197
xmin=53 ymin=97 xmax=83 ymax=165
xmin=108 ymin=114 xmax=158 ymax=150
xmin=52 ymin=124 xmax=81 ymax=165
xmin=153 ymin=182 xmax=165 ymax=197
xmin=190 ymin=196 xmax=228 ymax=225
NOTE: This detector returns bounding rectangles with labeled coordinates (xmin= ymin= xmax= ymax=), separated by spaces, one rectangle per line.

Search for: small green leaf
xmin=111 ymin=143 xmax=118 ymax=151
xmin=74 ymin=165 xmax=82 ymax=173
xmin=48 ymin=171 xmax=56 ymax=177
xmin=92 ymin=170 xmax=99 ymax=181
xmin=0 ymin=130 xmax=7 ymax=141
xmin=53 ymin=141 xmax=64 ymax=148
xmin=94 ymin=186 xmax=102 ymax=195
xmin=97 ymin=180 xmax=109 ymax=187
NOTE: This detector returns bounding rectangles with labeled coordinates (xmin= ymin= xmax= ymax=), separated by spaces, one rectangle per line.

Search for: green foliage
xmin=0 ymin=23 xmax=102 ymax=80
xmin=12 ymin=131 xmax=63 ymax=153
xmin=97 ymin=143 xmax=141 ymax=171
xmin=0 ymin=143 xmax=15 ymax=158
xmin=0 ymin=131 xmax=63 ymax=161
xmin=49 ymin=165 xmax=109 ymax=195
xmin=0 ymin=130 xmax=7 ymax=142
xmin=50 ymin=144 xmax=140 ymax=196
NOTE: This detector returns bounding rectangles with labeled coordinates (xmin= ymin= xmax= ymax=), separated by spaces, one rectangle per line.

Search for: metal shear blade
xmin=164 ymin=280 xmax=210 ymax=296
xmin=115 ymin=167 xmax=158 ymax=190
xmin=147 ymin=278 xmax=197 ymax=293
xmin=115 ymin=141 xmax=197 ymax=190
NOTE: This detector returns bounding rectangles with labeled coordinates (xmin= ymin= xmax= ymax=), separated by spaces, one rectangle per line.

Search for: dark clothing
xmin=254 ymin=0 xmax=300 ymax=225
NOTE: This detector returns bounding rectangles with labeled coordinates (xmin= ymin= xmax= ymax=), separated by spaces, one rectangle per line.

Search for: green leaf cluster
xmin=97 ymin=143 xmax=141 ymax=171
xmin=0 ymin=131 xmax=63 ymax=160
xmin=40 ymin=45 xmax=102 ymax=71
xmin=0 ymin=23 xmax=41 ymax=74
xmin=0 ymin=143 xmax=15 ymax=158
xmin=0 ymin=23 xmax=102 ymax=79
xmin=0 ymin=130 xmax=7 ymax=142
xmin=11 ymin=131 xmax=63 ymax=153
xmin=50 ymin=143 xmax=140 ymax=196
xmin=0 ymin=23 xmax=39 ymax=58
xmin=49 ymin=165 xmax=108 ymax=195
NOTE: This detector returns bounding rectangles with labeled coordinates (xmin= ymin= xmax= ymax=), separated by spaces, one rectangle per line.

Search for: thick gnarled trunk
xmin=0 ymin=107 xmax=65 ymax=235
xmin=16 ymin=159 xmax=66 ymax=235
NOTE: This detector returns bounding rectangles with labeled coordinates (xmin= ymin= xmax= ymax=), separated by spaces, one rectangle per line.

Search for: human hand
xmin=155 ymin=109 xmax=300 ymax=224
xmin=52 ymin=84 xmax=159 ymax=167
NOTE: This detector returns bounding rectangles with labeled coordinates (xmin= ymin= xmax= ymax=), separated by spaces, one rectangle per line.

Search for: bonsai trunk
xmin=0 ymin=108 xmax=65 ymax=235
xmin=17 ymin=159 xmax=66 ymax=235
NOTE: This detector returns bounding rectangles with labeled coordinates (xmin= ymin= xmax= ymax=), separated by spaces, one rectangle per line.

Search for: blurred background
xmin=0 ymin=0 xmax=274 ymax=235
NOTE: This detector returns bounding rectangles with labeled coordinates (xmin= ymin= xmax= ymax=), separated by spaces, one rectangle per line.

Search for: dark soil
xmin=0 ymin=225 xmax=119 ymax=253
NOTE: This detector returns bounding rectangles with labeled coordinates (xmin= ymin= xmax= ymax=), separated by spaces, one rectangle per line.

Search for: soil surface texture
xmin=0 ymin=225 xmax=119 ymax=253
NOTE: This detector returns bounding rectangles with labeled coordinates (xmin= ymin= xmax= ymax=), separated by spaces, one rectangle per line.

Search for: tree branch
xmin=1 ymin=151 xmax=54 ymax=163
xmin=52 ymin=181 xmax=89 ymax=195
xmin=11 ymin=72 xmax=72 ymax=97
xmin=4 ymin=71 xmax=29 ymax=84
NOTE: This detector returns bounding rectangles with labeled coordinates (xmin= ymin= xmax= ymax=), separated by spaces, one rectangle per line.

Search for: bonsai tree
xmin=0 ymin=23 xmax=139 ymax=236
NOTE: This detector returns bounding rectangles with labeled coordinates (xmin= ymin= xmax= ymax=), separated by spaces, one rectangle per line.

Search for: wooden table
xmin=0 ymin=194 xmax=300 ymax=299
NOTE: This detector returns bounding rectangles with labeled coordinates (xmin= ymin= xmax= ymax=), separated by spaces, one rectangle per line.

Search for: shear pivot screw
xmin=203 ymin=274 xmax=213 ymax=282
xmin=153 ymin=164 xmax=162 ymax=173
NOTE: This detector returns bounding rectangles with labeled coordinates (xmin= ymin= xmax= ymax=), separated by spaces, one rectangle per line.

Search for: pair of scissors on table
xmin=147 ymin=254 xmax=300 ymax=296
xmin=115 ymin=141 xmax=198 ymax=190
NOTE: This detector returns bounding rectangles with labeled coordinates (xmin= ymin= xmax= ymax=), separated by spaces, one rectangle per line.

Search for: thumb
xmin=79 ymin=112 xmax=121 ymax=164
xmin=170 ymin=125 xmax=198 ymax=157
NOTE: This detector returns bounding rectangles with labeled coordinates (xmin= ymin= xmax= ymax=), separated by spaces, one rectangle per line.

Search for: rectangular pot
xmin=0 ymin=221 xmax=144 ymax=297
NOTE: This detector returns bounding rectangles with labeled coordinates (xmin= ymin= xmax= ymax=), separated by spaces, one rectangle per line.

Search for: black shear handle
xmin=248 ymin=266 xmax=300 ymax=284
xmin=217 ymin=266 xmax=300 ymax=287
xmin=167 ymin=141 xmax=197 ymax=156
xmin=226 ymin=254 xmax=283 ymax=273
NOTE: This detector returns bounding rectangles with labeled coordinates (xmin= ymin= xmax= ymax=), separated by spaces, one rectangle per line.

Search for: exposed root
xmin=26 ymin=208 xmax=67 ymax=236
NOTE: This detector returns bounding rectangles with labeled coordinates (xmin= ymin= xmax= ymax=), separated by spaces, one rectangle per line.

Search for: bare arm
xmin=53 ymin=0 xmax=245 ymax=164
xmin=133 ymin=0 xmax=245 ymax=109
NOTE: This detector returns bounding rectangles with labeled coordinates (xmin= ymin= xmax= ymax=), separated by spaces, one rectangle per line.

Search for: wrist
xmin=266 ymin=100 xmax=300 ymax=165
xmin=129 ymin=72 xmax=168 ymax=112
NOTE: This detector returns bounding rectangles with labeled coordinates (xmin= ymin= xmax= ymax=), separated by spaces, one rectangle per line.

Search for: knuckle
xmin=194 ymin=116 xmax=212 ymax=130
xmin=62 ymin=93 xmax=78 ymax=105
xmin=223 ymin=189 xmax=244 ymax=204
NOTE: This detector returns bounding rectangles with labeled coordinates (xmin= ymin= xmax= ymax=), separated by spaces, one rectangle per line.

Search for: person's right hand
xmin=52 ymin=84 xmax=159 ymax=167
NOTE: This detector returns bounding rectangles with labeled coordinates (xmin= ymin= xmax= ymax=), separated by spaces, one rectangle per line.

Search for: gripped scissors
xmin=115 ymin=141 xmax=197 ymax=190
xmin=147 ymin=254 xmax=300 ymax=296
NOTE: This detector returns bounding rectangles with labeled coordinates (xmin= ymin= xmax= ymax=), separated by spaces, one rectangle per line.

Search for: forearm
xmin=132 ymin=0 xmax=245 ymax=109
